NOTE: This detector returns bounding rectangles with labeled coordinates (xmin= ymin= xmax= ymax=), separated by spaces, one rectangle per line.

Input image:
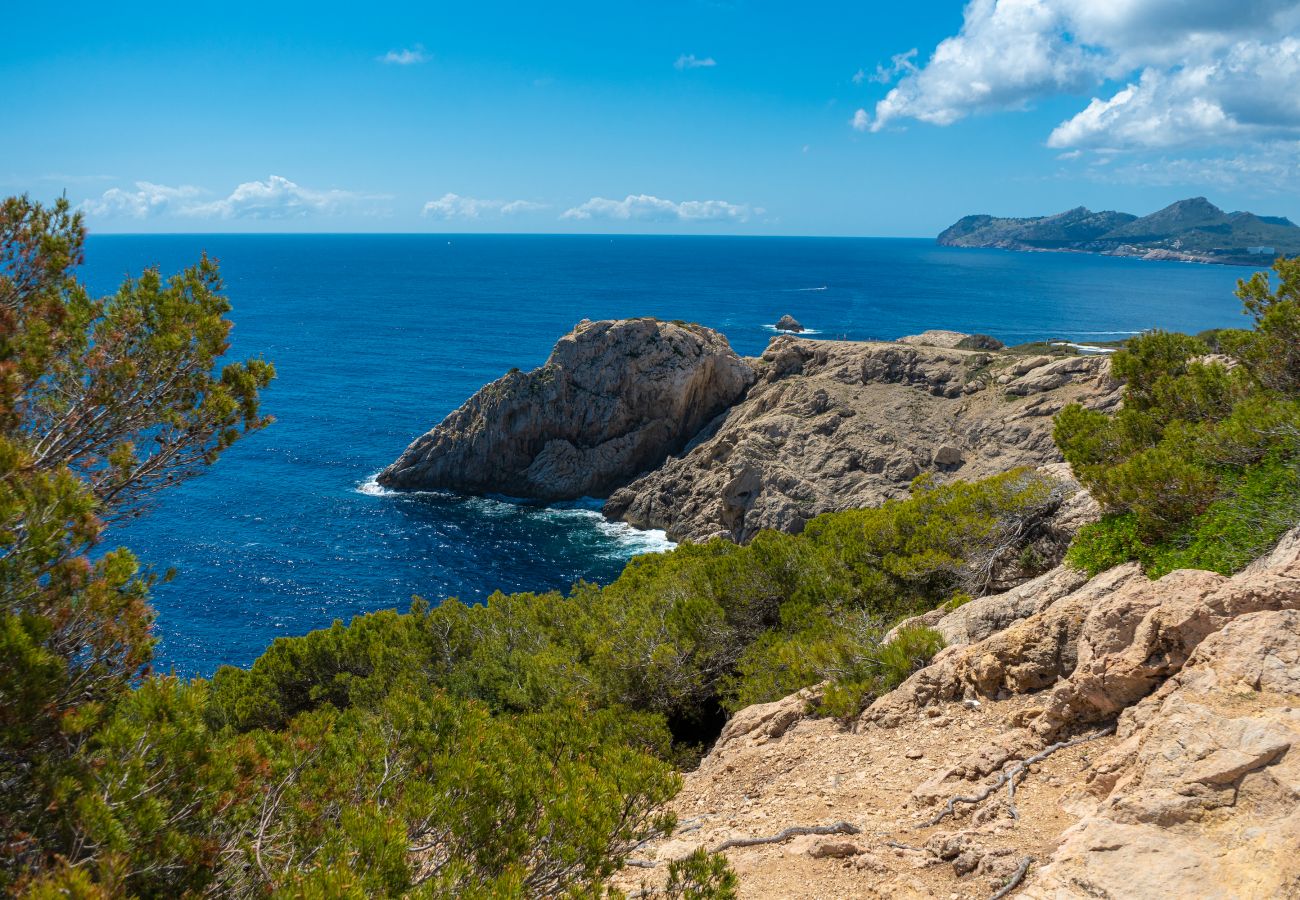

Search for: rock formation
xmin=377 ymin=318 xmax=754 ymax=499
xmin=775 ymin=315 xmax=805 ymax=333
xmin=614 ymin=528 xmax=1300 ymax=899
xmin=605 ymin=337 xmax=1120 ymax=543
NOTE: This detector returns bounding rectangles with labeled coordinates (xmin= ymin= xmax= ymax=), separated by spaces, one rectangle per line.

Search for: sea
xmin=79 ymin=235 xmax=1251 ymax=676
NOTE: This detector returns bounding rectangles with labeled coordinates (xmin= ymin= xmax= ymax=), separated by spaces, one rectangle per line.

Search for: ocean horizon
xmin=82 ymin=234 xmax=1251 ymax=676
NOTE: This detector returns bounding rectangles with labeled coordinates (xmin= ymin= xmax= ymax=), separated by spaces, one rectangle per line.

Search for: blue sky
xmin=4 ymin=0 xmax=1299 ymax=235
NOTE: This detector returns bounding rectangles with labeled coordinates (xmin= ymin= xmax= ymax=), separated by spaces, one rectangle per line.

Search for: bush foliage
xmin=1056 ymin=257 xmax=1300 ymax=576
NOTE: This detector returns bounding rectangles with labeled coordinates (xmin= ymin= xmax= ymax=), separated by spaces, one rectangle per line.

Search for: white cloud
xmin=82 ymin=182 xmax=203 ymax=217
xmin=674 ymin=54 xmax=717 ymax=70
xmin=866 ymin=0 xmax=1300 ymax=138
xmin=380 ymin=45 xmax=429 ymax=65
xmin=83 ymin=175 xmax=387 ymax=220
xmin=851 ymin=108 xmax=871 ymax=132
xmin=421 ymin=193 xmax=548 ymax=219
xmin=1048 ymin=38 xmax=1300 ymax=150
xmin=561 ymin=194 xmax=757 ymax=223
xmin=863 ymin=49 xmax=918 ymax=86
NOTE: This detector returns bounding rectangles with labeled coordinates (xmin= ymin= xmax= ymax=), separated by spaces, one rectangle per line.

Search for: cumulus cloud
xmin=1048 ymin=38 xmax=1300 ymax=150
xmin=82 ymin=182 xmax=203 ymax=217
xmin=83 ymin=175 xmax=387 ymax=219
xmin=421 ymin=193 xmax=548 ymax=219
xmin=865 ymin=0 xmax=1300 ymax=148
xmin=674 ymin=54 xmax=717 ymax=70
xmin=380 ymin=45 xmax=428 ymax=65
xmin=561 ymin=194 xmax=757 ymax=223
xmin=851 ymin=108 xmax=871 ymax=132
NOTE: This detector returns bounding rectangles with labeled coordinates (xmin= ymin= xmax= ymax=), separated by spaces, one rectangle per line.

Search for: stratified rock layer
xmin=605 ymin=337 xmax=1120 ymax=542
xmin=378 ymin=318 xmax=754 ymax=500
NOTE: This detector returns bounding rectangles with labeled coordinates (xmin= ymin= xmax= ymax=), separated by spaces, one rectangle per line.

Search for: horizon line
xmin=85 ymin=231 xmax=935 ymax=240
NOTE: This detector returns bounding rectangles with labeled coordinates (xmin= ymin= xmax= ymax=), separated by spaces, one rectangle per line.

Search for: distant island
xmin=938 ymin=196 xmax=1300 ymax=265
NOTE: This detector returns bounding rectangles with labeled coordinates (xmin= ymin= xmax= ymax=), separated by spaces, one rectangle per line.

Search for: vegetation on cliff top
xmin=1057 ymin=256 xmax=1300 ymax=576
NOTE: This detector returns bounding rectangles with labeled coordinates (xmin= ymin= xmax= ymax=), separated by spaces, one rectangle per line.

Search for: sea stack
xmin=775 ymin=314 xmax=804 ymax=332
xmin=378 ymin=318 xmax=755 ymax=500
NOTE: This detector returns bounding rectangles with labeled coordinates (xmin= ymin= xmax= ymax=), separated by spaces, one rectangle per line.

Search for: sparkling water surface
xmin=80 ymin=235 xmax=1249 ymax=675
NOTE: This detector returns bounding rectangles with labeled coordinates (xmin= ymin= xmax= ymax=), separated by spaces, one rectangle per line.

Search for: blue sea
xmin=80 ymin=235 xmax=1250 ymax=676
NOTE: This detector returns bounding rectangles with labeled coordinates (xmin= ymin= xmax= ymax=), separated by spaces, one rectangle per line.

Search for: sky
xmin=4 ymin=0 xmax=1299 ymax=235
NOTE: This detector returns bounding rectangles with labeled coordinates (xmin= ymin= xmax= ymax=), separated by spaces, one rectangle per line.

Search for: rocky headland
xmin=939 ymin=197 xmax=1300 ymax=266
xmin=383 ymin=319 xmax=1119 ymax=542
xmin=377 ymin=317 xmax=753 ymax=499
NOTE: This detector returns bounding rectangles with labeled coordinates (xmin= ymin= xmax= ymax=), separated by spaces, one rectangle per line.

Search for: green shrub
xmin=663 ymin=848 xmax=739 ymax=899
xmin=1056 ymin=257 xmax=1300 ymax=576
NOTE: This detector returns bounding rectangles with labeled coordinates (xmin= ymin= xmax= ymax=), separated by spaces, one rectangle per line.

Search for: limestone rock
xmin=1023 ymin=610 xmax=1300 ymax=899
xmin=865 ymin=527 xmax=1300 ymax=739
xmin=378 ymin=318 xmax=755 ymax=500
xmin=897 ymin=329 xmax=971 ymax=349
xmin=775 ymin=314 xmax=805 ymax=332
xmin=713 ymin=686 xmax=820 ymax=754
xmin=605 ymin=337 xmax=1119 ymax=543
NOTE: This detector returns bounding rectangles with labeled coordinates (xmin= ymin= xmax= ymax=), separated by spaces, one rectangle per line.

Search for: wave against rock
xmin=377 ymin=318 xmax=754 ymax=500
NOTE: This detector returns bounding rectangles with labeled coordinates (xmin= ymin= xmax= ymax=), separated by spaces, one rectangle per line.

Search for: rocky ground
xmin=607 ymin=334 xmax=1120 ymax=543
xmin=615 ymin=529 xmax=1300 ymax=899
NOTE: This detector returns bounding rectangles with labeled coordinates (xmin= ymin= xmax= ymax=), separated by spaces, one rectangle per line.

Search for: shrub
xmin=1056 ymin=257 xmax=1300 ymax=576
xmin=956 ymin=333 xmax=1004 ymax=351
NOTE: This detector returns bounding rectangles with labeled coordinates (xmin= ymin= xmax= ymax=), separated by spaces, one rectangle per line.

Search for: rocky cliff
xmin=377 ymin=317 xmax=754 ymax=499
xmin=606 ymin=336 xmax=1119 ymax=542
xmin=615 ymin=528 xmax=1300 ymax=899
xmin=382 ymin=320 xmax=1120 ymax=543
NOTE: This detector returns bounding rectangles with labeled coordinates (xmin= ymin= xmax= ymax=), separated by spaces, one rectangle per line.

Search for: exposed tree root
xmin=712 ymin=821 xmax=861 ymax=852
xmin=989 ymin=856 xmax=1033 ymax=899
xmin=924 ymin=726 xmax=1115 ymax=827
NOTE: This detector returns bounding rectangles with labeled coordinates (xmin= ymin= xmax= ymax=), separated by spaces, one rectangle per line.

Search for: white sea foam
xmin=355 ymin=475 xmax=675 ymax=556
xmin=1051 ymin=341 xmax=1118 ymax=354
xmin=356 ymin=474 xmax=394 ymax=496
xmin=783 ymin=285 xmax=828 ymax=292
xmin=762 ymin=324 xmax=823 ymax=335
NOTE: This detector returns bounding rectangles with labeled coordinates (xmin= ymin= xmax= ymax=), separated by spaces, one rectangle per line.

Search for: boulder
xmin=775 ymin=314 xmax=805 ymax=333
xmin=378 ymin=318 xmax=755 ymax=499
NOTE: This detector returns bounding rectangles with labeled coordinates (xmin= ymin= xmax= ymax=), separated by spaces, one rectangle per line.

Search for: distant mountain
xmin=938 ymin=197 xmax=1300 ymax=265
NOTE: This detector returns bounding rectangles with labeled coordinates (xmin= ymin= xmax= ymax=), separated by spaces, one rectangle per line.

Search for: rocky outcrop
xmin=616 ymin=529 xmax=1300 ymax=899
xmin=378 ymin=318 xmax=754 ymax=500
xmin=605 ymin=338 xmax=1120 ymax=543
xmin=775 ymin=315 xmax=805 ymax=333
xmin=1023 ymin=610 xmax=1300 ymax=899
xmin=896 ymin=329 xmax=972 ymax=349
